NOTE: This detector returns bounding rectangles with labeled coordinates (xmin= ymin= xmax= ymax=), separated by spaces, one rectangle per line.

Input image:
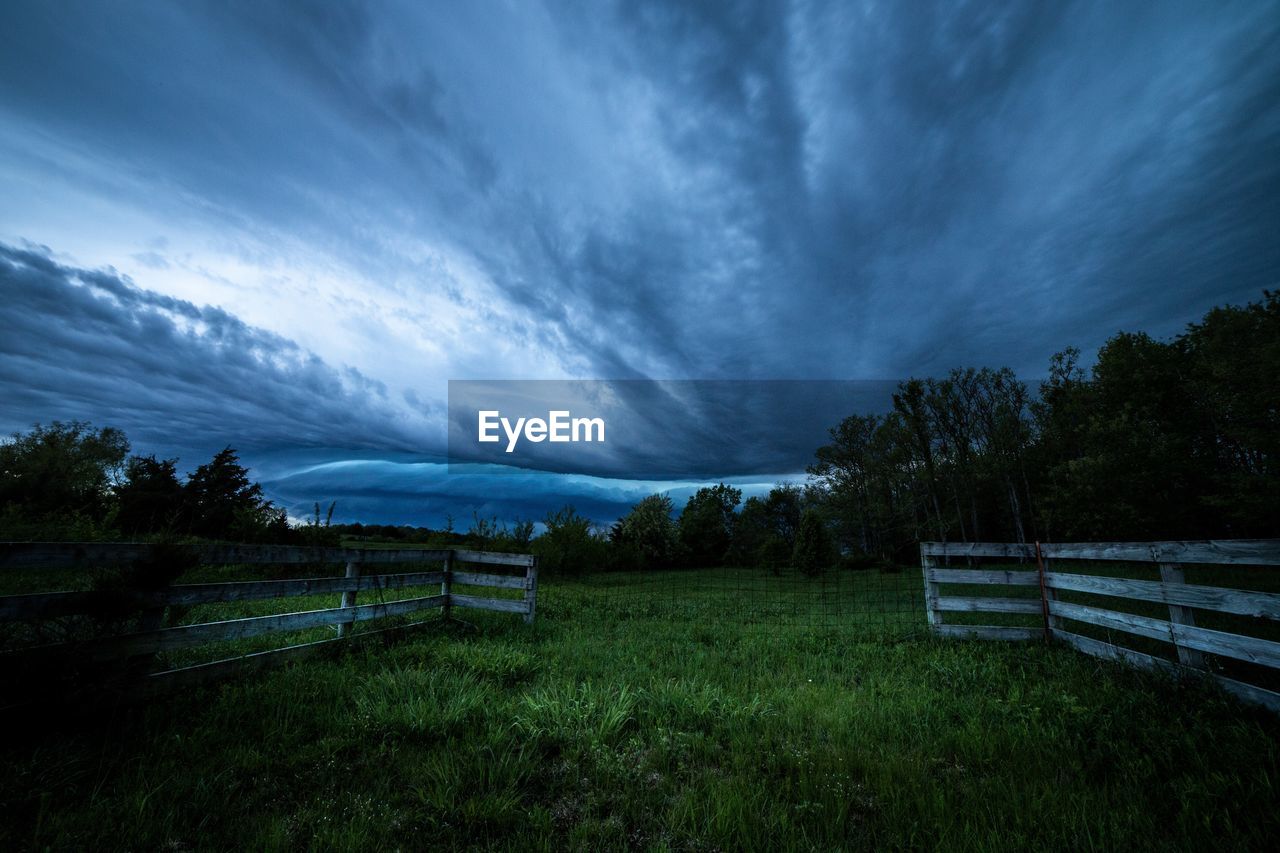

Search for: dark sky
xmin=1 ymin=1 xmax=1277 ymax=526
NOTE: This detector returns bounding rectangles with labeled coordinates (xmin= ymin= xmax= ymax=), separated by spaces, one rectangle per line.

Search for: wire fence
xmin=539 ymin=564 xmax=928 ymax=638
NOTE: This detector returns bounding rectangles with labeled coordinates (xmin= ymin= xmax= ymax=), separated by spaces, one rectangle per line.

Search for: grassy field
xmin=2 ymin=570 xmax=1279 ymax=850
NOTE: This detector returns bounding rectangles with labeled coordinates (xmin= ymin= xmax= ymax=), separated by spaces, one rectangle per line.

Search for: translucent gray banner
xmin=447 ymin=380 xmax=900 ymax=479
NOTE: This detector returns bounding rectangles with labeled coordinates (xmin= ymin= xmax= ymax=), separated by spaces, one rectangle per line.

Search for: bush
xmin=754 ymin=535 xmax=791 ymax=575
xmin=466 ymin=514 xmax=535 ymax=553
xmin=791 ymin=509 xmax=833 ymax=576
xmin=115 ymin=455 xmax=184 ymax=535
xmin=605 ymin=540 xmax=646 ymax=572
xmin=610 ymin=494 xmax=677 ymax=569
xmin=0 ymin=421 xmax=129 ymax=532
xmin=531 ymin=506 xmax=607 ymax=574
xmin=293 ymin=501 xmax=341 ymax=548
xmin=183 ymin=447 xmax=278 ymax=541
xmin=676 ymin=484 xmax=742 ymax=567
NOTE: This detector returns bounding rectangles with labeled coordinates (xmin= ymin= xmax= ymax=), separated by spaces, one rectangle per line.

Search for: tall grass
xmin=1 ymin=572 xmax=1278 ymax=850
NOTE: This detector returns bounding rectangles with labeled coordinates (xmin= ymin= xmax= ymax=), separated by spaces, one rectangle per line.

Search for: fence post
xmin=1034 ymin=542 xmax=1054 ymax=641
xmin=442 ymin=551 xmax=453 ymax=621
xmin=1158 ymin=562 xmax=1205 ymax=669
xmin=524 ymin=556 xmax=539 ymax=625
xmin=337 ymin=560 xmax=359 ymax=639
xmin=921 ymin=546 xmax=940 ymax=632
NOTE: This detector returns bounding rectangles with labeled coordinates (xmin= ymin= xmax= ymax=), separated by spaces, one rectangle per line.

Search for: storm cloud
xmin=1 ymin=1 xmax=1277 ymax=524
xmin=0 ymin=243 xmax=435 ymax=457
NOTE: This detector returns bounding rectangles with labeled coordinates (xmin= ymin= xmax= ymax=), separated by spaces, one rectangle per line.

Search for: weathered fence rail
xmin=921 ymin=539 xmax=1280 ymax=712
xmin=0 ymin=542 xmax=538 ymax=712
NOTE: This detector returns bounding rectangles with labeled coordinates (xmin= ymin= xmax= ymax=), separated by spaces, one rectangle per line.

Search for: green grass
xmin=2 ymin=571 xmax=1279 ymax=850
xmin=553 ymin=565 xmax=925 ymax=632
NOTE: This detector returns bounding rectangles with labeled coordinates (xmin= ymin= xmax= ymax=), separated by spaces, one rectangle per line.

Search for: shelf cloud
xmin=2 ymin=0 xmax=1277 ymax=524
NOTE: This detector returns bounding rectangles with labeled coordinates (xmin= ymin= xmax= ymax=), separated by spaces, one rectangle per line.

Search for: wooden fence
xmin=921 ymin=539 xmax=1280 ymax=712
xmin=0 ymin=542 xmax=537 ymax=711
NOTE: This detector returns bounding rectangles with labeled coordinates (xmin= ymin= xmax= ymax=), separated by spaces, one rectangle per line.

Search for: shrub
xmin=0 ymin=421 xmax=129 ymax=532
xmin=791 ymin=509 xmax=833 ymax=576
xmin=531 ymin=506 xmax=607 ymax=574
xmin=466 ymin=514 xmax=535 ymax=553
xmin=755 ymin=535 xmax=791 ymax=574
xmin=677 ymin=484 xmax=742 ymax=567
xmin=115 ymin=455 xmax=184 ymax=535
xmin=610 ymin=494 xmax=678 ymax=569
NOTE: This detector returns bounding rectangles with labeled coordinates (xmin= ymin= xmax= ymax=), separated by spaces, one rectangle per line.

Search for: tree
xmin=610 ymin=494 xmax=677 ymax=569
xmin=532 ymin=505 xmax=607 ymax=574
xmin=1039 ymin=332 xmax=1209 ymax=539
xmin=923 ymin=371 xmax=983 ymax=544
xmin=791 ymin=508 xmax=833 ymax=576
xmin=182 ymin=447 xmax=275 ymax=540
xmin=756 ymin=534 xmax=791 ymax=575
xmin=723 ymin=485 xmax=810 ymax=571
xmin=809 ymin=414 xmax=881 ymax=555
xmin=115 ymin=455 xmax=184 ymax=534
xmin=677 ymin=483 xmax=742 ymax=566
xmin=968 ymin=368 xmax=1036 ymax=544
xmin=761 ymin=485 xmax=804 ymax=546
xmin=893 ymin=380 xmax=948 ymax=542
xmin=1183 ymin=291 xmax=1280 ymax=535
xmin=727 ymin=495 xmax=770 ymax=565
xmin=1030 ymin=347 xmax=1089 ymax=540
xmin=0 ymin=421 xmax=129 ymax=532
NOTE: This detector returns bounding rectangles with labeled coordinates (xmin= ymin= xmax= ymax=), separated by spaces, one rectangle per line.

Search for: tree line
xmin=804 ymin=290 xmax=1278 ymax=560
xmin=595 ymin=290 xmax=1280 ymax=570
xmin=1 ymin=291 xmax=1275 ymax=572
xmin=0 ymin=427 xmax=304 ymax=543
